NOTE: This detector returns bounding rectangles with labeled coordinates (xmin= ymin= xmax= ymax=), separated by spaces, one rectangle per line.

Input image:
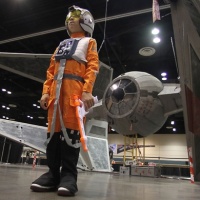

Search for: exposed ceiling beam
xmin=0 ymin=52 xmax=51 ymax=58
xmin=0 ymin=5 xmax=170 ymax=45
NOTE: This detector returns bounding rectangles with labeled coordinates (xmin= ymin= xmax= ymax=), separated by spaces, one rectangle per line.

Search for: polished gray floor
xmin=0 ymin=164 xmax=200 ymax=200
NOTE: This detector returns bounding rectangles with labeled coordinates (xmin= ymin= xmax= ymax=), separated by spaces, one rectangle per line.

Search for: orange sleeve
xmin=83 ymin=38 xmax=99 ymax=93
xmin=42 ymin=53 xmax=56 ymax=95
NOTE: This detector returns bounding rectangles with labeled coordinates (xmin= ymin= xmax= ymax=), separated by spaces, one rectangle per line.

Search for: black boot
xmin=30 ymin=132 xmax=61 ymax=192
xmin=57 ymin=129 xmax=80 ymax=196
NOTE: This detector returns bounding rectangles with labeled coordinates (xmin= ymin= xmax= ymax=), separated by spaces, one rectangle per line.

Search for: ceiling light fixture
xmin=139 ymin=47 xmax=156 ymax=56
xmin=166 ymin=126 xmax=173 ymax=129
xmin=38 ymin=116 xmax=45 ymax=119
xmin=27 ymin=116 xmax=34 ymax=119
xmin=151 ymin=28 xmax=160 ymax=35
xmin=8 ymin=104 xmax=17 ymax=108
xmin=161 ymin=72 xmax=167 ymax=76
xmin=153 ymin=37 xmax=161 ymax=43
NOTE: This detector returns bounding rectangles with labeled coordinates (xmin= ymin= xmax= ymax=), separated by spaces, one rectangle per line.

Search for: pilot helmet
xmin=65 ymin=5 xmax=94 ymax=37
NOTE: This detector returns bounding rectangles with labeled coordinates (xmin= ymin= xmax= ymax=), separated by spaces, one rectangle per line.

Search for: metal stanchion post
xmin=6 ymin=142 xmax=12 ymax=163
xmin=0 ymin=137 xmax=6 ymax=163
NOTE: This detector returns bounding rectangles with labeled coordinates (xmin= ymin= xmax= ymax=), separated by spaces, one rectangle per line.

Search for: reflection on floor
xmin=0 ymin=163 xmax=200 ymax=200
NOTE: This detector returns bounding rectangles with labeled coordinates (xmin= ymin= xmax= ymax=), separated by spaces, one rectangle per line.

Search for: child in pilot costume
xmin=30 ymin=5 xmax=99 ymax=196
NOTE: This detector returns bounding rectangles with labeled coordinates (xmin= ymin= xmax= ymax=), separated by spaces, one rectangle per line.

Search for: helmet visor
xmin=66 ymin=10 xmax=81 ymax=23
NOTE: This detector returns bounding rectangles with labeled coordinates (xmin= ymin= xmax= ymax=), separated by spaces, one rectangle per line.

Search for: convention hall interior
xmin=0 ymin=0 xmax=200 ymax=199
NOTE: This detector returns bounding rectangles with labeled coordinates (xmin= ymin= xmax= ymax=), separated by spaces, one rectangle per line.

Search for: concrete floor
xmin=0 ymin=164 xmax=200 ymax=200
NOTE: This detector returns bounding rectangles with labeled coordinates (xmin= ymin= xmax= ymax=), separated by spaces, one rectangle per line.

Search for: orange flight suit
xmin=42 ymin=32 xmax=99 ymax=132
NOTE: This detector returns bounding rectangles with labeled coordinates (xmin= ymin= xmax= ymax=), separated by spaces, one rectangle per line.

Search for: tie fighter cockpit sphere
xmin=102 ymin=71 xmax=167 ymax=137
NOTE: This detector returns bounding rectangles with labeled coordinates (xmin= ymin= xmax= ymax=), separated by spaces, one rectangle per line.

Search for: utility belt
xmin=54 ymin=73 xmax=85 ymax=83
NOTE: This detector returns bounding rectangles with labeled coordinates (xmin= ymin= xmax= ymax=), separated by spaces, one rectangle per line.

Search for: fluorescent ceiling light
xmin=9 ymin=104 xmax=17 ymax=107
xmin=166 ymin=126 xmax=173 ymax=129
xmin=161 ymin=72 xmax=167 ymax=76
xmin=152 ymin=28 xmax=160 ymax=35
xmin=153 ymin=37 xmax=161 ymax=43
xmin=38 ymin=116 xmax=45 ymax=119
